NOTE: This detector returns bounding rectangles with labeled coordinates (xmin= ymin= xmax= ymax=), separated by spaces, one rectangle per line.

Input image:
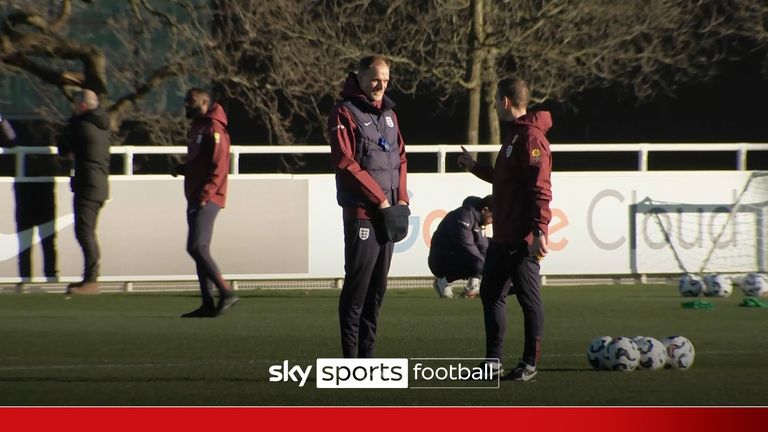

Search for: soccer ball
xmin=603 ymin=337 xmax=640 ymax=372
xmin=703 ymin=274 xmax=733 ymax=297
xmin=740 ymin=273 xmax=768 ymax=297
xmin=678 ymin=274 xmax=704 ymax=297
xmin=586 ymin=336 xmax=612 ymax=369
xmin=661 ymin=335 xmax=695 ymax=370
xmin=633 ymin=336 xmax=668 ymax=370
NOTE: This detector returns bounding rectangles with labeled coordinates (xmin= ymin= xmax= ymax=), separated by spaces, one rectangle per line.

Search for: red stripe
xmin=2 ymin=407 xmax=766 ymax=432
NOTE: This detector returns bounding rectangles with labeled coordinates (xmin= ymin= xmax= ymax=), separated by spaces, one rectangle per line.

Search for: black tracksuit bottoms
xmin=480 ymin=241 xmax=544 ymax=367
xmin=339 ymin=218 xmax=394 ymax=358
xmin=186 ymin=202 xmax=229 ymax=309
xmin=74 ymin=196 xmax=103 ymax=282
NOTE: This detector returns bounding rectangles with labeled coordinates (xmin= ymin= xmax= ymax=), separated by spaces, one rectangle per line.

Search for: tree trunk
xmin=466 ymin=0 xmax=485 ymax=146
xmin=484 ymin=51 xmax=500 ymax=146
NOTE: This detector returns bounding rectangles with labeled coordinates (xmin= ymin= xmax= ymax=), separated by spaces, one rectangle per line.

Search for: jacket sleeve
xmin=523 ymin=135 xmax=553 ymax=235
xmin=470 ymin=163 xmax=494 ymax=184
xmin=394 ymin=112 xmax=408 ymax=204
xmin=199 ymin=123 xmax=229 ymax=204
xmin=328 ymin=105 xmax=388 ymax=206
xmin=57 ymin=118 xmax=75 ymax=156
xmin=455 ymin=210 xmax=486 ymax=263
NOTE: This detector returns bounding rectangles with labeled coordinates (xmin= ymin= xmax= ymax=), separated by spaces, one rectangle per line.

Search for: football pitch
xmin=0 ymin=284 xmax=766 ymax=406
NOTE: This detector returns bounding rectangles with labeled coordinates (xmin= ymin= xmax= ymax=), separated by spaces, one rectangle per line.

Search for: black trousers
xmin=186 ymin=202 xmax=228 ymax=308
xmin=339 ymin=218 xmax=394 ymax=358
xmin=15 ymin=182 xmax=57 ymax=279
xmin=428 ymin=249 xmax=483 ymax=282
xmin=74 ymin=196 xmax=103 ymax=282
xmin=480 ymin=242 xmax=543 ymax=367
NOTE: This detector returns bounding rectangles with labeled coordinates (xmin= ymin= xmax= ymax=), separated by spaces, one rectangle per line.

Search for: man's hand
xmin=457 ymin=145 xmax=476 ymax=171
xmin=379 ymin=200 xmax=391 ymax=209
xmin=397 ymin=200 xmax=408 ymax=206
xmin=530 ymin=235 xmax=549 ymax=261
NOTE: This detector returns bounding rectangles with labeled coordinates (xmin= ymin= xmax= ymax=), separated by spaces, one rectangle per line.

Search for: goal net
xmin=630 ymin=171 xmax=767 ymax=275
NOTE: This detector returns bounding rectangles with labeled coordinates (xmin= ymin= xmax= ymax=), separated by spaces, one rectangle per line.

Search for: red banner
xmin=1 ymin=407 xmax=766 ymax=431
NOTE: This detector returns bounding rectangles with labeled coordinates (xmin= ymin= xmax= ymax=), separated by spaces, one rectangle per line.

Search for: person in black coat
xmin=428 ymin=195 xmax=493 ymax=298
xmin=57 ymin=89 xmax=111 ymax=294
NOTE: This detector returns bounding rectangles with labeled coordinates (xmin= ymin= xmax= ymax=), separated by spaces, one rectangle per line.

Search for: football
xmin=661 ymin=335 xmax=695 ymax=370
xmin=603 ymin=336 xmax=640 ymax=372
xmin=586 ymin=336 xmax=613 ymax=369
xmin=703 ymin=274 xmax=733 ymax=297
xmin=740 ymin=273 xmax=768 ymax=297
xmin=678 ymin=273 xmax=704 ymax=297
xmin=633 ymin=336 xmax=668 ymax=370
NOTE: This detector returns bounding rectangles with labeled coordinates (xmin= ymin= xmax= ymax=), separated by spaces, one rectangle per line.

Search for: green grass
xmin=0 ymin=285 xmax=766 ymax=406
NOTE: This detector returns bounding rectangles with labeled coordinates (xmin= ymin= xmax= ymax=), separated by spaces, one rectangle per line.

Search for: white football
xmin=703 ymin=274 xmax=733 ymax=297
xmin=740 ymin=273 xmax=768 ymax=297
xmin=661 ymin=335 xmax=695 ymax=370
xmin=678 ymin=274 xmax=704 ymax=297
xmin=603 ymin=337 xmax=640 ymax=372
xmin=586 ymin=336 xmax=613 ymax=370
xmin=633 ymin=336 xmax=668 ymax=370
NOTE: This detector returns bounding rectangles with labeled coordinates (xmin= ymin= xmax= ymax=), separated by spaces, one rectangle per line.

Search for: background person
xmin=175 ymin=88 xmax=239 ymax=318
xmin=57 ymin=89 xmax=111 ymax=295
xmin=328 ymin=55 xmax=409 ymax=358
xmin=458 ymin=77 xmax=553 ymax=381
xmin=428 ymin=195 xmax=492 ymax=299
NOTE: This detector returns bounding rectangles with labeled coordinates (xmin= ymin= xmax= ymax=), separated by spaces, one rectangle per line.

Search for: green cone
xmin=681 ymin=300 xmax=715 ymax=309
xmin=739 ymin=298 xmax=768 ymax=308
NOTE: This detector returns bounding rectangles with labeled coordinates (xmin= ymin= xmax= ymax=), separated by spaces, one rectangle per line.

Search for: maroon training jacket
xmin=471 ymin=111 xmax=553 ymax=245
xmin=328 ymin=73 xmax=409 ymax=220
xmin=182 ymin=103 xmax=230 ymax=208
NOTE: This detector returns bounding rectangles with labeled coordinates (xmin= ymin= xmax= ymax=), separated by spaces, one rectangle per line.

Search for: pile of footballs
xmin=587 ymin=335 xmax=695 ymax=371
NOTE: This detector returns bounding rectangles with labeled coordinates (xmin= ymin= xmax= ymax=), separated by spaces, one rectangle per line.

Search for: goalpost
xmin=630 ymin=171 xmax=767 ymax=276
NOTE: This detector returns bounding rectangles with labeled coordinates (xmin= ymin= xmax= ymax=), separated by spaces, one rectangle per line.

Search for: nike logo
xmin=364 ymin=121 xmax=373 ymax=126
xmin=0 ymin=213 xmax=75 ymax=261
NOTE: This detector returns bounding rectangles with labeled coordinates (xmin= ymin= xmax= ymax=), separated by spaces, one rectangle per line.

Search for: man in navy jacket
xmin=428 ymin=195 xmax=493 ymax=299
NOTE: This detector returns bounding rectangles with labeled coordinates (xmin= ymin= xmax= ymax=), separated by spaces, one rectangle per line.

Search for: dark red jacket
xmin=181 ymin=103 xmax=230 ymax=208
xmin=328 ymin=73 xmax=408 ymax=220
xmin=471 ymin=111 xmax=553 ymax=245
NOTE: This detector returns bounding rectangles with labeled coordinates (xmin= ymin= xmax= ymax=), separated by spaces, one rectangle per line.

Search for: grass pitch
xmin=0 ymin=284 xmax=766 ymax=406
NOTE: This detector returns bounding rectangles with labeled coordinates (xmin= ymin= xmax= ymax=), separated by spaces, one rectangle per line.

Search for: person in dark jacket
xmin=57 ymin=90 xmax=111 ymax=295
xmin=174 ymin=88 xmax=239 ymax=318
xmin=428 ymin=195 xmax=493 ymax=299
xmin=458 ymin=77 xmax=553 ymax=382
xmin=328 ymin=55 xmax=409 ymax=358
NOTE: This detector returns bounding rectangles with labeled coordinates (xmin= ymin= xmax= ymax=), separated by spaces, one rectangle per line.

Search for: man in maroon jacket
xmin=328 ymin=55 xmax=409 ymax=358
xmin=175 ymin=88 xmax=238 ymax=318
xmin=459 ymin=77 xmax=552 ymax=381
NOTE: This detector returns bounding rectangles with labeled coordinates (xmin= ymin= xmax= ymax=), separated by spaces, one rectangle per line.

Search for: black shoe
xmin=501 ymin=361 xmax=537 ymax=381
xmin=217 ymin=293 xmax=240 ymax=315
xmin=181 ymin=306 xmax=217 ymax=318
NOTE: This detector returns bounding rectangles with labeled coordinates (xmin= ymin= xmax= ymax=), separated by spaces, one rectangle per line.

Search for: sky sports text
xmin=268 ymin=358 xmax=499 ymax=389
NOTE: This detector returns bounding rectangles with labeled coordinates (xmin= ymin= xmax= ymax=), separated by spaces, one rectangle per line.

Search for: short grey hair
xmin=75 ymin=89 xmax=100 ymax=110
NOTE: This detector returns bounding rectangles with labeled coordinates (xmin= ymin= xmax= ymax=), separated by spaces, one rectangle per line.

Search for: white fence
xmin=1 ymin=143 xmax=766 ymax=288
xmin=1 ymin=143 xmax=767 ymax=177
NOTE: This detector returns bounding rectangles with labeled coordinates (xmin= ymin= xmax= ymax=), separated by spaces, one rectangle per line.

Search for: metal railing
xmin=2 ymin=142 xmax=767 ymax=177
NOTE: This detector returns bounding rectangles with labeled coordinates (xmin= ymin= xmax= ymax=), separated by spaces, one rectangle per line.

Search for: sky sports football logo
xmin=268 ymin=358 xmax=500 ymax=389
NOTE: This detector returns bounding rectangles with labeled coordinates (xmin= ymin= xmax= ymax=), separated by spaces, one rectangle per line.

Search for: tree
xmin=393 ymin=0 xmax=768 ymax=145
xmin=0 ymin=0 xmax=210 ymax=144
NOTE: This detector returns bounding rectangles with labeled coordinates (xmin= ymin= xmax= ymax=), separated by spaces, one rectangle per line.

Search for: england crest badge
xmin=385 ymin=116 xmax=394 ymax=128
xmin=359 ymin=227 xmax=370 ymax=240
